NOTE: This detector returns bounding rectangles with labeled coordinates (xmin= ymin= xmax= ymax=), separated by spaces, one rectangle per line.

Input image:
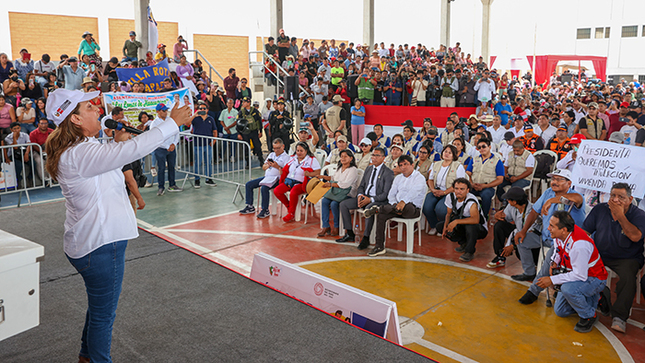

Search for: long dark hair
xmin=337 ymin=149 xmax=357 ymax=170
xmin=296 ymin=141 xmax=314 ymax=157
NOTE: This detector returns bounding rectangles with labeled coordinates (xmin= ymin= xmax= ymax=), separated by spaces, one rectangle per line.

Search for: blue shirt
xmin=62 ymin=65 xmax=86 ymax=90
xmin=384 ymin=80 xmax=402 ymax=104
xmin=350 ymin=106 xmax=365 ymax=125
xmin=583 ymin=203 xmax=645 ymax=266
xmin=192 ymin=115 xmax=217 ymax=146
xmin=533 ymin=187 xmax=585 ymax=243
xmin=494 ymin=102 xmax=512 ymax=125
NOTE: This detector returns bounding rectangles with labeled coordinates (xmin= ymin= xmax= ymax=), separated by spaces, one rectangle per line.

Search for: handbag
xmin=323 ymin=185 xmax=351 ymax=202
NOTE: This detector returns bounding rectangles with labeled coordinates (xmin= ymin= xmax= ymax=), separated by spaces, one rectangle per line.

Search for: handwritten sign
xmin=572 ymin=140 xmax=645 ymax=198
xmin=116 ymin=59 xmax=171 ymax=92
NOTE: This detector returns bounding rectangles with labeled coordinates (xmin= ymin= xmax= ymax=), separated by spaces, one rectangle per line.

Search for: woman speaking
xmin=45 ymin=89 xmax=191 ymax=363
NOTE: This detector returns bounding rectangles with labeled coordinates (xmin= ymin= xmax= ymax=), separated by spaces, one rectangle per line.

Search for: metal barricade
xmin=175 ymin=132 xmax=253 ymax=202
xmin=0 ymin=143 xmax=47 ymax=207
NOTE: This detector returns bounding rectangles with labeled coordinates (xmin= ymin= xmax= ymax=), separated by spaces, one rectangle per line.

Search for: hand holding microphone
xmin=104 ymin=119 xmax=143 ymax=135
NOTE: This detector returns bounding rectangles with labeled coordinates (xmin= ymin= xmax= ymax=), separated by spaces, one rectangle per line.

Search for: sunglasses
xmin=477 ymin=145 xmax=488 ymax=150
xmin=198 ymin=108 xmax=207 ymax=110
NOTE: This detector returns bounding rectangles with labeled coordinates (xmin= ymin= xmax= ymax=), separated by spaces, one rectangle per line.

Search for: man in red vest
xmin=537 ymin=211 xmax=608 ymax=333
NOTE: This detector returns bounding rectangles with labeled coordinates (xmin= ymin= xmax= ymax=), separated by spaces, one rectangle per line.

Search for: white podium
xmin=0 ymin=230 xmax=44 ymax=341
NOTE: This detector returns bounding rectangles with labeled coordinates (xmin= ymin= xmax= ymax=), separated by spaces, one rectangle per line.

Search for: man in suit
xmin=337 ymin=147 xmax=395 ymax=249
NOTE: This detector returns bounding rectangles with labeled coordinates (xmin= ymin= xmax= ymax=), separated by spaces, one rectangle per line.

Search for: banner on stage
xmin=250 ymin=253 xmax=402 ymax=345
xmin=571 ymin=140 xmax=645 ymax=199
xmin=102 ymin=87 xmax=194 ymax=127
xmin=116 ymin=59 xmax=171 ymax=92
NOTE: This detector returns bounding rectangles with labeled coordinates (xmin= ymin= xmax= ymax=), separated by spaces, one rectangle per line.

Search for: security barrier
xmin=175 ymin=132 xmax=252 ymax=202
xmin=0 ymin=143 xmax=47 ymax=207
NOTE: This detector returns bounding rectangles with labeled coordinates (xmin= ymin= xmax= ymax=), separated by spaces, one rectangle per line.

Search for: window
xmin=605 ymin=27 xmax=610 ymax=38
xmin=621 ymin=26 xmax=637 ymax=38
xmin=595 ymin=28 xmax=604 ymax=38
xmin=577 ymin=28 xmax=591 ymax=39
xmin=639 ymin=75 xmax=645 ymax=85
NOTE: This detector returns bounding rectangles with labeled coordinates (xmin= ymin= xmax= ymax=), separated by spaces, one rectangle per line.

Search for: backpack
xmin=132 ymin=160 xmax=147 ymax=188
xmin=449 ymin=193 xmax=487 ymax=225
xmin=533 ymin=153 xmax=556 ymax=181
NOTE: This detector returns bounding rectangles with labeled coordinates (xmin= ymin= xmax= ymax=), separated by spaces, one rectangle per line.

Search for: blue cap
xmin=303 ymin=114 xmax=312 ymax=119
xmin=156 ymin=103 xmax=169 ymax=111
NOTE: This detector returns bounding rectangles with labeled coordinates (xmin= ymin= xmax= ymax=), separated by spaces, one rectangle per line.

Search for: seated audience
xmin=519 ymin=124 xmax=544 ymax=153
xmin=465 ymin=138 xmax=504 ymax=218
xmin=546 ymin=124 xmax=572 ymax=160
xmin=274 ymin=142 xmax=321 ymax=222
xmin=384 ymin=144 xmax=403 ymax=173
xmin=496 ymin=140 xmax=534 ymax=202
xmin=355 ymin=137 xmax=373 ymax=170
xmin=373 ymin=123 xmax=391 ymax=149
xmin=317 ymin=149 xmax=359 ymax=237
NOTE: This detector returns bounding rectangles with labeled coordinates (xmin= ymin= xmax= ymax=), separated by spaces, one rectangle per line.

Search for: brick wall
xmin=108 ymin=18 xmax=178 ymax=60
xmin=9 ymin=12 xmax=99 ymax=61
xmin=193 ymin=34 xmax=249 ymax=82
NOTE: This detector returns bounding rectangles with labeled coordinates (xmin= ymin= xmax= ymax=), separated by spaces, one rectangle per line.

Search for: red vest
xmin=556 ymin=225 xmax=608 ymax=280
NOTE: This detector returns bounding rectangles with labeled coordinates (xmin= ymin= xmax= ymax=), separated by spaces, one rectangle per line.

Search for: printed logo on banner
xmin=314 ymin=282 xmax=324 ymax=296
xmin=269 ymin=266 xmax=281 ymax=276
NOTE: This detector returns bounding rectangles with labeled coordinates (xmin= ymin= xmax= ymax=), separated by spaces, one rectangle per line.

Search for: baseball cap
xmin=609 ymin=131 xmax=624 ymax=143
xmin=391 ymin=144 xmax=404 ymax=151
xmin=546 ymin=169 xmax=572 ymax=181
xmin=332 ymin=95 xmax=343 ymax=102
xmin=501 ymin=186 xmax=526 ymax=201
xmin=587 ymin=102 xmax=598 ymax=109
xmin=242 ymin=97 xmax=252 ymax=103
xmin=401 ymin=119 xmax=414 ymax=127
xmin=155 ymin=103 xmax=169 ymax=111
xmin=303 ymin=114 xmax=312 ymax=119
xmin=129 ymin=31 xmax=136 ymax=36
xmin=337 ymin=135 xmax=348 ymax=143
xmin=45 ymin=89 xmax=101 ymax=126
xmin=299 ymin=92 xmax=306 ymax=98
xmin=501 ymin=95 xmax=508 ymax=100
xmin=359 ymin=137 xmax=372 ymax=146
xmin=620 ymin=102 xmax=630 ymax=108
xmin=276 ymin=99 xmax=285 ymax=104
xmin=67 ymin=56 xmax=78 ymax=62
xmin=557 ymin=124 xmax=567 ymax=132
xmin=523 ymin=124 xmax=534 ymax=132
xmin=503 ymin=131 xmax=515 ymax=141
xmin=568 ymin=133 xmax=586 ymax=144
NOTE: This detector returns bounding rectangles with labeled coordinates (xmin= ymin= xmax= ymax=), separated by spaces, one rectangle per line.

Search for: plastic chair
xmin=390 ymin=214 xmax=423 ymax=254
xmin=314 ymin=149 xmax=327 ymax=169
xmin=257 ymin=187 xmax=280 ymax=215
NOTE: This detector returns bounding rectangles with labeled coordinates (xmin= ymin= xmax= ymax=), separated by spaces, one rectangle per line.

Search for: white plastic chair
xmin=390 ymin=214 xmax=423 ymax=254
xmin=257 ymin=187 xmax=280 ymax=215
xmin=314 ymin=149 xmax=327 ymax=169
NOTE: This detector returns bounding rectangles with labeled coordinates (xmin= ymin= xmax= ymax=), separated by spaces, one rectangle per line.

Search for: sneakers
xmin=363 ymin=205 xmax=379 ymax=219
xmin=597 ymin=286 xmax=611 ymax=316
xmin=611 ymin=317 xmax=626 ymax=333
xmin=194 ymin=179 xmax=201 ymax=189
xmin=486 ymin=256 xmax=506 ymax=269
xmin=257 ymin=209 xmax=271 ymax=219
xmin=459 ymin=252 xmax=474 ymax=262
xmin=157 ymin=188 xmax=165 ymax=196
xmin=574 ymin=314 xmax=598 ymax=333
xmin=239 ymin=205 xmax=256 ymax=215
xmin=518 ymin=291 xmax=538 ymax=305
xmin=168 ymin=185 xmax=183 ymax=192
xmin=368 ymin=246 xmax=386 ymax=257
xmin=150 ymin=167 xmax=157 ymax=177
xmin=511 ymin=273 xmax=536 ymax=282
xmin=205 ymin=179 xmax=217 ymax=186
xmin=428 ymin=228 xmax=437 ymax=236
xmin=454 ymin=245 xmax=465 ymax=253
xmin=144 ymin=181 xmax=153 ymax=188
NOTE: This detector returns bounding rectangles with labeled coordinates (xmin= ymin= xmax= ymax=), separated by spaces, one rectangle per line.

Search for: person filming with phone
xmin=44 ymin=88 xmax=192 ymax=363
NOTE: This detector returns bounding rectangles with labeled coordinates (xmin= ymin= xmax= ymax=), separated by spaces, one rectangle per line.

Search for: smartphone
xmin=91 ymin=64 xmax=96 ymax=71
xmin=29 ymin=79 xmax=34 ymax=86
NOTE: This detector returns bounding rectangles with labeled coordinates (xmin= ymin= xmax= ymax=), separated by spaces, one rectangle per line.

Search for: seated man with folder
xmin=239 ymin=138 xmax=290 ymax=218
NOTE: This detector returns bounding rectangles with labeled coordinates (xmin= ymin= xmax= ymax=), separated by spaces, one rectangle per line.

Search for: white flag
xmin=147 ymin=6 xmax=158 ymax=54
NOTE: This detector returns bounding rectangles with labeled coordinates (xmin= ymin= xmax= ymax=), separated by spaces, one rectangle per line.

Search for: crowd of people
xmin=1 ymin=29 xmax=645 ymax=337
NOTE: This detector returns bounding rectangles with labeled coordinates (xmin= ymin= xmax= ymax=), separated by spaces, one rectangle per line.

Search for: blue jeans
xmin=471 ymin=187 xmax=495 ymax=218
xmin=154 ymin=147 xmax=176 ymax=190
xmin=122 ymin=56 xmax=138 ymax=62
xmin=554 ymin=277 xmax=606 ymax=319
xmin=222 ymin=133 xmax=238 ymax=158
xmin=529 ymin=246 xmax=555 ymax=296
xmin=193 ymin=144 xmax=213 ymax=181
xmin=422 ymin=194 xmax=448 ymax=228
xmin=245 ymin=177 xmax=277 ymax=211
xmin=496 ymin=178 xmax=530 ymax=201
xmin=321 ymin=197 xmax=342 ymax=228
xmin=67 ymin=241 xmax=128 ymax=363
xmin=20 ymin=123 xmax=37 ymax=135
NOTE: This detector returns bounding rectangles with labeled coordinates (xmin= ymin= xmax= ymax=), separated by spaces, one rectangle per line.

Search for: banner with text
xmin=572 ymin=140 xmax=645 ymax=199
xmin=250 ymin=253 xmax=402 ymax=345
xmin=116 ymin=58 xmax=171 ymax=93
xmin=102 ymin=87 xmax=193 ymax=127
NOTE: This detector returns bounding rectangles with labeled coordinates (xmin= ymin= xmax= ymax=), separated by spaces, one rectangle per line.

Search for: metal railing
xmin=184 ymin=49 xmax=225 ymax=83
xmin=175 ymin=132 xmax=252 ymax=202
xmin=248 ymin=50 xmax=311 ymax=98
xmin=0 ymin=143 xmax=47 ymax=207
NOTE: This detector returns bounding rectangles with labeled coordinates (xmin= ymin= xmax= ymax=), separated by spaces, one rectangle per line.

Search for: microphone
xmin=104 ymin=119 xmax=143 ymax=135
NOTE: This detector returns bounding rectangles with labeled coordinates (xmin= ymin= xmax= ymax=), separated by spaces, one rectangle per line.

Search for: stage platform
xmin=1 ymin=174 xmax=643 ymax=362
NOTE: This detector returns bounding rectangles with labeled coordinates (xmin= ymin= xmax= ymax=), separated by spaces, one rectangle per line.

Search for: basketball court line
xmin=414 ymin=338 xmax=479 ymax=363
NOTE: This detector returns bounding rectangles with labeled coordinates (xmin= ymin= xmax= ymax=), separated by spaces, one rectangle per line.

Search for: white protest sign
xmin=250 ymin=253 xmax=402 ymax=345
xmin=571 ymin=140 xmax=645 ymax=198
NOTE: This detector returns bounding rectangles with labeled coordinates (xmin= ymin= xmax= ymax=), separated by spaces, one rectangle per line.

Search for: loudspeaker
xmin=284 ymin=76 xmax=298 ymax=101
xmin=347 ymin=75 xmax=359 ymax=99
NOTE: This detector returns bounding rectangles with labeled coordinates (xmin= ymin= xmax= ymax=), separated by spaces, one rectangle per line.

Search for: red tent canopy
xmin=526 ymin=55 xmax=607 ymax=86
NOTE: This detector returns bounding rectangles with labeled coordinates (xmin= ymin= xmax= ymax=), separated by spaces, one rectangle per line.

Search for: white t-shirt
xmin=620 ymin=125 xmax=638 ymax=145
xmin=444 ymin=192 xmax=479 ymax=217
xmin=429 ymin=164 xmax=466 ymax=190
xmin=487 ymin=125 xmax=506 ymax=145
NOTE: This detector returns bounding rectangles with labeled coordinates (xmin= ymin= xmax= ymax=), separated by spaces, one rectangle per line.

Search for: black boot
xmin=336 ymin=230 xmax=355 ymax=243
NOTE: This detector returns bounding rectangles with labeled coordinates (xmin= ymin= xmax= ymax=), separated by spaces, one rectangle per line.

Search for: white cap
xmin=46 ymin=89 xmax=101 ymax=126
xmin=546 ymin=169 xmax=572 ymax=181
xmin=359 ymin=137 xmax=372 ymax=146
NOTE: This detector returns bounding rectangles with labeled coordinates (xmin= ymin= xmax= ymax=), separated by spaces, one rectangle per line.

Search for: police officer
xmin=237 ymin=97 xmax=264 ymax=164
xmin=269 ymin=99 xmax=292 ymax=151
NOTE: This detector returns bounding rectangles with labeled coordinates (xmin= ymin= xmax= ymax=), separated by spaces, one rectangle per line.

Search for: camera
xmin=282 ymin=117 xmax=294 ymax=130
xmin=551 ymin=266 xmax=571 ymax=291
xmin=300 ymin=122 xmax=310 ymax=129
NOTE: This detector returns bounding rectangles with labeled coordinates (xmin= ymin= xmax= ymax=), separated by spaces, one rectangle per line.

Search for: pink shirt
xmin=0 ymin=103 xmax=13 ymax=128
xmin=173 ymin=42 xmax=188 ymax=59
